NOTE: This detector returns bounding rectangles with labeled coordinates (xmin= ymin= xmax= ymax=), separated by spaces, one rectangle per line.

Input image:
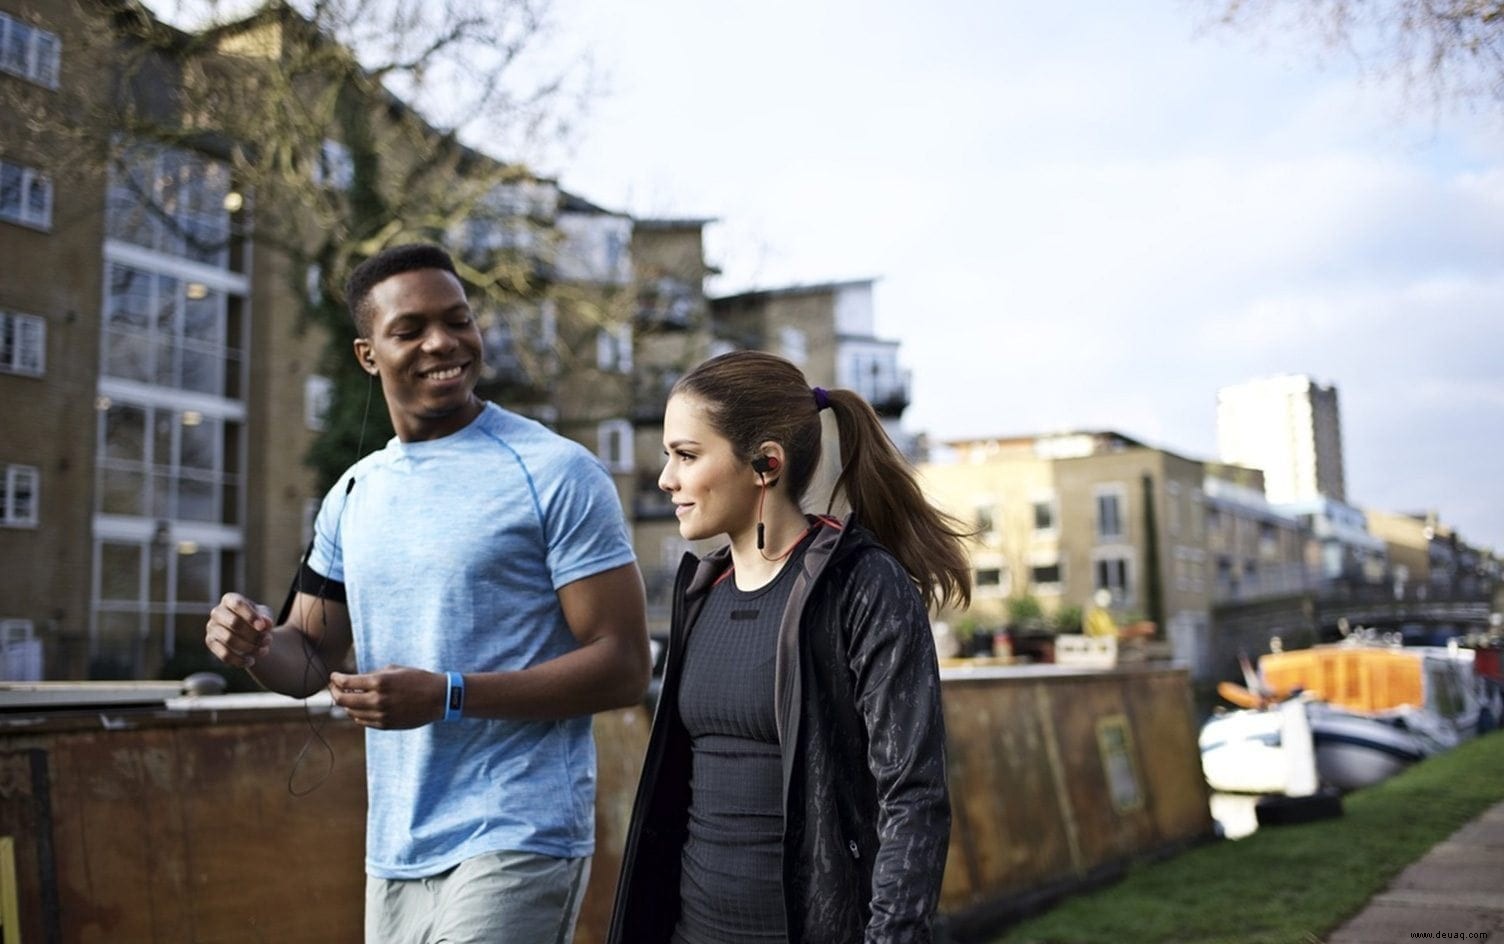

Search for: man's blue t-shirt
xmin=307 ymin=402 xmax=636 ymax=879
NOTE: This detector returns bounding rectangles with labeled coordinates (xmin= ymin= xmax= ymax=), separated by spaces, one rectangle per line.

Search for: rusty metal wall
xmin=0 ymin=667 xmax=1208 ymax=942
xmin=938 ymin=666 xmax=1213 ymax=916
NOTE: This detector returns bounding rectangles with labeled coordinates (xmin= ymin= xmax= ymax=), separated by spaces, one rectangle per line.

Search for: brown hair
xmin=673 ymin=350 xmax=971 ymax=611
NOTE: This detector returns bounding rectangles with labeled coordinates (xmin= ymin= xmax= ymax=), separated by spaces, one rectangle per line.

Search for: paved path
xmin=1325 ymin=799 xmax=1504 ymax=943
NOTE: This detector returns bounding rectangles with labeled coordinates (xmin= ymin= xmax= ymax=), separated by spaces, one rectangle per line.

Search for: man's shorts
xmin=365 ymin=850 xmax=591 ymax=944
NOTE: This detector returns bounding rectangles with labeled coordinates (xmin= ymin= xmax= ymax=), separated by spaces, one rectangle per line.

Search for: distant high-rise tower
xmin=1216 ymin=375 xmax=1346 ymax=504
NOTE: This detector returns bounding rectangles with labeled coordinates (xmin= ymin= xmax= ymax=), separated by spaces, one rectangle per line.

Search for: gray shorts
xmin=365 ymin=850 xmax=591 ymax=944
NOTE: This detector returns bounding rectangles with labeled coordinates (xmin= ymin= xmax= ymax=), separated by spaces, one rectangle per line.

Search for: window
xmin=2 ymin=464 xmax=39 ymax=526
xmin=1093 ymin=552 xmax=1131 ymax=603
xmin=780 ymin=327 xmax=808 ymax=366
xmin=0 ymin=159 xmax=52 ymax=229
xmin=0 ymin=618 xmax=39 ymax=681
xmin=597 ymin=419 xmax=632 ymax=473
xmin=1166 ymin=481 xmax=1181 ymax=535
xmin=0 ymin=310 xmax=45 ymax=375
xmin=0 ymin=12 xmax=61 ymax=88
xmin=1258 ymin=522 xmax=1279 ymax=557
xmin=596 ymin=324 xmax=632 ymax=373
xmin=102 ymin=262 xmax=242 ymax=397
xmin=305 ymin=263 xmax=323 ymax=304
xmin=313 ymin=139 xmax=354 ymax=191
xmin=0 ymin=619 xmax=32 ymax=646
xmin=974 ymin=558 xmax=1011 ymax=596
xmin=974 ymin=502 xmax=996 ymax=540
xmin=302 ymin=498 xmax=320 ymax=550
xmin=1030 ymin=561 xmax=1063 ymax=590
xmin=96 ymin=402 xmax=243 ymax=525
xmin=1216 ymin=556 xmax=1235 ymax=596
xmin=305 ymin=375 xmax=333 ymax=431
xmin=1095 ymin=485 xmax=1125 ymax=540
xmin=1031 ymin=496 xmax=1056 ymax=534
xmin=91 ymin=536 xmax=242 ymax=679
xmin=107 ymin=143 xmax=235 ymax=267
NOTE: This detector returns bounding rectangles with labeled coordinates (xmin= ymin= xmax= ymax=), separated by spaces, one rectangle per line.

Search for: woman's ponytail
xmin=825 ymin=390 xmax=972 ymax=612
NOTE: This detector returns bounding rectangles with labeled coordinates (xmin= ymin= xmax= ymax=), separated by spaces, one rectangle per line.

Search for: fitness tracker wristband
xmin=443 ymin=671 xmax=465 ymax=722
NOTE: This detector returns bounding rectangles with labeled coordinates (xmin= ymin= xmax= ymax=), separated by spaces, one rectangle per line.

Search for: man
xmin=205 ymin=243 xmax=650 ymax=943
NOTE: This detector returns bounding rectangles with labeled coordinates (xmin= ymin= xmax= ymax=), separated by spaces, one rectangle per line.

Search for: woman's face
xmin=659 ymin=393 xmax=760 ymax=542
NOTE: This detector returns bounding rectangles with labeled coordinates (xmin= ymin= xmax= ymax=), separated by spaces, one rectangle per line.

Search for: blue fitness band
xmin=443 ymin=671 xmax=465 ymax=722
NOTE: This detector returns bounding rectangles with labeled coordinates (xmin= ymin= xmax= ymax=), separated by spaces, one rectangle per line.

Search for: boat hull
xmin=1200 ymin=702 xmax=1430 ymax=794
xmin=1308 ymin=708 xmax=1427 ymax=791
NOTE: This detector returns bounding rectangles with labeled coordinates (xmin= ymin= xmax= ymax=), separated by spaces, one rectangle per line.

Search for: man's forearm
xmin=247 ymin=625 xmax=341 ymax=698
xmin=459 ymin=635 xmax=650 ymax=721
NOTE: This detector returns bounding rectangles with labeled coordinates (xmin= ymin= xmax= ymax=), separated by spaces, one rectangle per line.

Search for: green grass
xmin=994 ymin=730 xmax=1504 ymax=944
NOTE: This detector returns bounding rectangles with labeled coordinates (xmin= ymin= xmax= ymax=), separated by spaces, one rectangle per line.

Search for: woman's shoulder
xmin=822 ymin=527 xmax=919 ymax=604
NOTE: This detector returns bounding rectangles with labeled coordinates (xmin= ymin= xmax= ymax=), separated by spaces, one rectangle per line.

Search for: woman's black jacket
xmin=607 ymin=515 xmax=951 ymax=944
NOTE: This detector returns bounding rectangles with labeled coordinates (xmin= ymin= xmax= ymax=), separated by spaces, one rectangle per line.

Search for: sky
xmin=523 ymin=0 xmax=1504 ymax=552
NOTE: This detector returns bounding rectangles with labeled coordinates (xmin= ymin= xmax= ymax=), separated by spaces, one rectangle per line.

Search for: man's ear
xmin=353 ymin=338 xmax=378 ymax=376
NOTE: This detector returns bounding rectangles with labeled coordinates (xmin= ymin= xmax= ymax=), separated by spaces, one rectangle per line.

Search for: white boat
xmin=1200 ymin=641 xmax=1490 ymax=795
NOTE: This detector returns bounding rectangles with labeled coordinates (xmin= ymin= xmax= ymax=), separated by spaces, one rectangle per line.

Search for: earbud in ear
xmin=751 ymin=455 xmax=780 ymax=475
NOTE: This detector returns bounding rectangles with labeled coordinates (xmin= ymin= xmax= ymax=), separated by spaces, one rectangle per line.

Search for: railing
xmin=849 ymin=371 xmax=911 ymax=416
xmin=631 ymin=370 xmax=679 ymax=423
xmin=633 ymin=470 xmax=675 ymax=520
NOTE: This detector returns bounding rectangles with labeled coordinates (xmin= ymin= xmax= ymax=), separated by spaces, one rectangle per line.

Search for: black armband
xmin=296 ymin=563 xmax=347 ymax=603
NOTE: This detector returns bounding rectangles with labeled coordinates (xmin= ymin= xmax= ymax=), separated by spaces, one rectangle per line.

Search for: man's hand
xmin=205 ymin=593 xmax=274 ymax=667
xmin=329 ymin=666 xmax=447 ymax=730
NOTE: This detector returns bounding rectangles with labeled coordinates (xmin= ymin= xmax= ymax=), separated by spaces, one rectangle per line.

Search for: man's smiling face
xmin=354 ymin=267 xmax=484 ymax=442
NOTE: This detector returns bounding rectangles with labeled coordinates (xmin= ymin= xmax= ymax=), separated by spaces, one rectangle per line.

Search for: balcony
xmin=636 ymin=279 xmax=698 ymax=331
xmin=633 ymin=470 xmax=675 ymax=520
xmin=852 ymin=370 xmax=911 ymax=417
xmin=631 ymin=369 xmax=680 ymax=425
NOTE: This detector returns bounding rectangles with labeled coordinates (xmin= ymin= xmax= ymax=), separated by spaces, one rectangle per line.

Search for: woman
xmin=608 ymin=351 xmax=971 ymax=944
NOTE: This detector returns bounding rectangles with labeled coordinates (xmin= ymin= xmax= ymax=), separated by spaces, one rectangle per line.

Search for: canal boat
xmin=1199 ymin=641 xmax=1490 ymax=794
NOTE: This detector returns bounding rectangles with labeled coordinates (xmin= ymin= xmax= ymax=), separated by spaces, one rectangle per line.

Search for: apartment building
xmin=0 ymin=0 xmax=637 ymax=679
xmin=1365 ymin=508 xmax=1499 ymax=599
xmin=710 ymin=280 xmax=913 ymax=453
xmin=1217 ymin=374 xmax=1346 ymax=504
xmin=1 ymin=1 xmax=104 ymax=678
xmin=1202 ymin=463 xmax=1309 ymax=604
xmin=920 ymin=433 xmax=1208 ymax=634
xmin=623 ymin=219 xmax=718 ymax=628
xmin=920 ymin=431 xmax=1311 ymax=678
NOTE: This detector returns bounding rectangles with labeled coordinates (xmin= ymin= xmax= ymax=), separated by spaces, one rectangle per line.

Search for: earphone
xmin=752 ymin=454 xmax=779 ymax=550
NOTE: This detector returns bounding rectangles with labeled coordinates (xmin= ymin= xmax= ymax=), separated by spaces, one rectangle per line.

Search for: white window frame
xmin=0 ymin=309 xmax=46 ymax=376
xmin=596 ymin=323 xmax=633 ymax=373
xmin=1092 ymin=547 xmax=1134 ymax=605
xmin=780 ymin=326 xmax=808 ymax=366
xmin=596 ymin=419 xmax=633 ymax=473
xmin=1028 ymin=553 xmax=1064 ymax=594
xmin=0 ymin=159 xmax=53 ymax=230
xmin=1094 ymin=483 xmax=1127 ymax=542
xmin=1030 ymin=491 xmax=1057 ymax=537
xmin=313 ymin=138 xmax=354 ymax=191
xmin=972 ymin=555 xmax=1010 ymax=598
xmin=972 ymin=497 xmax=998 ymax=543
xmin=0 ymin=619 xmax=34 ymax=645
xmin=304 ymin=374 xmax=333 ymax=431
xmin=0 ymin=12 xmax=61 ymax=88
xmin=2 ymin=464 xmax=39 ymax=527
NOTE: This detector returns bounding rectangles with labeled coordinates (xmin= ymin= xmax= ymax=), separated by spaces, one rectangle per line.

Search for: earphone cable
xmin=286 ymin=374 xmax=375 ymax=797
